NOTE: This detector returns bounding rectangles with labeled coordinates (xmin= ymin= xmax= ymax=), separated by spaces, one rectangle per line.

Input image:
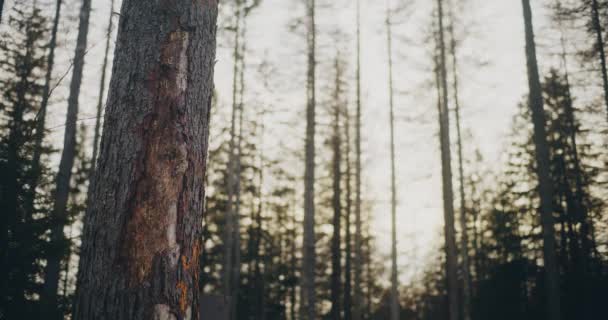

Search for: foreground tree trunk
xmin=385 ymin=3 xmax=399 ymax=320
xmin=435 ymin=1 xmax=459 ymax=319
xmin=343 ymin=107 xmax=353 ymax=320
xmin=301 ymin=0 xmax=317 ymax=318
xmin=42 ymin=0 xmax=91 ymax=314
xmin=72 ymin=1 xmax=218 ymax=319
xmin=521 ymin=1 xmax=561 ymax=320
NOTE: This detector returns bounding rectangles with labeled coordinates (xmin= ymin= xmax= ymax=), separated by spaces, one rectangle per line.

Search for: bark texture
xmin=436 ymin=1 xmax=459 ymax=319
xmin=73 ymin=1 xmax=218 ymax=319
xmin=43 ymin=0 xmax=91 ymax=313
xmin=521 ymin=1 xmax=561 ymax=319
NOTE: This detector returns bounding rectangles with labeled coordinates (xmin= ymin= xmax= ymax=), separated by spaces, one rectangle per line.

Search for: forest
xmin=1 ymin=0 xmax=607 ymax=319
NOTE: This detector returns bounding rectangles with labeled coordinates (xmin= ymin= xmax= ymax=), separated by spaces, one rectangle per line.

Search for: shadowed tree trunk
xmin=590 ymin=0 xmax=608 ymax=120
xmin=72 ymin=0 xmax=218 ymax=319
xmin=301 ymin=0 xmax=317 ymax=318
xmin=435 ymin=0 xmax=460 ymax=319
xmin=446 ymin=2 xmax=471 ymax=319
xmin=521 ymin=1 xmax=561 ymax=319
xmin=42 ymin=0 xmax=92 ymax=315
xmin=90 ymin=0 xmax=115 ymax=177
xmin=353 ymin=1 xmax=364 ymax=319
xmin=330 ymin=56 xmax=343 ymax=320
xmin=343 ymin=106 xmax=353 ymax=320
xmin=28 ymin=0 xmax=62 ymax=218
xmin=385 ymin=2 xmax=399 ymax=319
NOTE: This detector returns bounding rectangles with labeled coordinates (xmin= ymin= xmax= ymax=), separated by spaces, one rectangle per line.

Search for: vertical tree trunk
xmin=72 ymin=0 xmax=218 ymax=319
xmin=446 ymin=2 xmax=471 ymax=319
xmin=0 ymin=0 xmax=4 ymax=23
xmin=385 ymin=3 xmax=399 ymax=320
xmin=301 ymin=0 xmax=317 ymax=317
xmin=28 ymin=0 xmax=62 ymax=217
xmin=435 ymin=1 xmax=460 ymax=319
xmin=90 ymin=0 xmax=115 ymax=177
xmin=590 ymin=0 xmax=608 ymax=121
xmin=343 ymin=107 xmax=353 ymax=320
xmin=224 ymin=1 xmax=242 ymax=313
xmin=353 ymin=1 xmax=364 ymax=319
xmin=330 ymin=57 xmax=343 ymax=320
xmin=521 ymin=1 xmax=562 ymax=319
xmin=42 ymin=0 xmax=91 ymax=315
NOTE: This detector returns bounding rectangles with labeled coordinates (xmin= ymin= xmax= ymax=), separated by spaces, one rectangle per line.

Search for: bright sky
xmin=6 ymin=0 xmax=555 ymax=284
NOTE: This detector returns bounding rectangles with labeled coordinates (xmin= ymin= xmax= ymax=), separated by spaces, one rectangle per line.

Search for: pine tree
xmin=0 ymin=3 xmax=51 ymax=318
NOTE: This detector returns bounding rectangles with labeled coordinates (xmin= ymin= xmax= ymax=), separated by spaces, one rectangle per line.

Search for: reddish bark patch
xmin=122 ymin=30 xmax=190 ymax=285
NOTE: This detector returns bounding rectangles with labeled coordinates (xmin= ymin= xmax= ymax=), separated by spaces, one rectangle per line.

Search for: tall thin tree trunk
xmin=446 ymin=2 xmax=471 ymax=319
xmin=435 ymin=1 xmax=459 ymax=319
xmin=301 ymin=0 xmax=317 ymax=318
xmin=28 ymin=0 xmax=62 ymax=216
xmin=73 ymin=0 xmax=218 ymax=318
xmin=0 ymin=0 xmax=4 ymax=23
xmin=343 ymin=106 xmax=353 ymax=320
xmin=224 ymin=0 xmax=242 ymax=311
xmin=330 ymin=56 xmax=343 ymax=320
xmin=90 ymin=0 xmax=115 ymax=177
xmin=43 ymin=0 xmax=91 ymax=315
xmin=521 ymin=1 xmax=561 ymax=319
xmin=591 ymin=0 xmax=608 ymax=121
xmin=385 ymin=2 xmax=399 ymax=319
xmin=353 ymin=0 xmax=364 ymax=319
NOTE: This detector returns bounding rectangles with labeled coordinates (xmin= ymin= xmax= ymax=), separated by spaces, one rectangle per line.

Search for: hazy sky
xmin=4 ymin=0 xmax=557 ymax=284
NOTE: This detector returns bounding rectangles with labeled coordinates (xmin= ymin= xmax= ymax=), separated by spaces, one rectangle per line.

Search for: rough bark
xmin=446 ymin=2 xmax=471 ymax=319
xmin=521 ymin=1 xmax=561 ymax=319
xmin=353 ymin=1 xmax=364 ymax=319
xmin=590 ymin=0 xmax=608 ymax=121
xmin=385 ymin=4 xmax=400 ymax=320
xmin=90 ymin=0 xmax=115 ymax=177
xmin=72 ymin=1 xmax=218 ymax=319
xmin=301 ymin=0 xmax=317 ymax=318
xmin=330 ymin=57 xmax=343 ymax=320
xmin=42 ymin=0 xmax=92 ymax=314
xmin=28 ymin=0 xmax=62 ymax=218
xmin=435 ymin=1 xmax=460 ymax=319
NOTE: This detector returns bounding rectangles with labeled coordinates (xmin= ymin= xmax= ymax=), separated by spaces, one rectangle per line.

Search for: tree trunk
xmin=435 ymin=1 xmax=460 ymax=319
xmin=224 ymin=0 xmax=242 ymax=310
xmin=42 ymin=0 xmax=91 ymax=315
xmin=90 ymin=0 xmax=115 ymax=177
xmin=446 ymin=2 xmax=471 ymax=319
xmin=330 ymin=57 xmax=343 ymax=320
xmin=72 ymin=1 xmax=218 ymax=319
xmin=385 ymin=4 xmax=399 ymax=320
xmin=343 ymin=107 xmax=353 ymax=320
xmin=0 ymin=0 xmax=4 ymax=23
xmin=301 ymin=0 xmax=317 ymax=318
xmin=521 ymin=1 xmax=562 ymax=319
xmin=591 ymin=0 xmax=608 ymax=121
xmin=353 ymin=1 xmax=364 ymax=319
xmin=28 ymin=0 xmax=62 ymax=218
